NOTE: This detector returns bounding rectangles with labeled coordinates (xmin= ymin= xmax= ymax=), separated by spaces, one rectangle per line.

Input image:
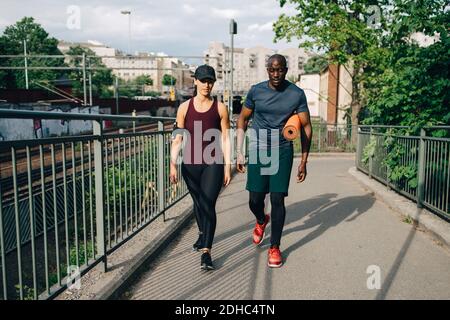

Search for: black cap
xmin=194 ymin=65 xmax=216 ymax=81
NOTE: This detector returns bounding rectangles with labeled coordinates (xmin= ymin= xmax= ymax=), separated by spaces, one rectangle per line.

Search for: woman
xmin=169 ymin=64 xmax=231 ymax=270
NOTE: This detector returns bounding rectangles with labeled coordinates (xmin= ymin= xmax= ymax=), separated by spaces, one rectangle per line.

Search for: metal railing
xmin=0 ymin=109 xmax=190 ymax=300
xmin=294 ymin=123 xmax=356 ymax=153
xmin=356 ymin=125 xmax=450 ymax=221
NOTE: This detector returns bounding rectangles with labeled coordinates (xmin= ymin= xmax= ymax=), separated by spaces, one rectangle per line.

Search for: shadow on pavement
xmin=282 ymin=193 xmax=376 ymax=259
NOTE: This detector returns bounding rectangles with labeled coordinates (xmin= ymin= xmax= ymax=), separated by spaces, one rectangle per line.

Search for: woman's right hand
xmin=169 ymin=163 xmax=178 ymax=184
xmin=236 ymin=152 xmax=246 ymax=173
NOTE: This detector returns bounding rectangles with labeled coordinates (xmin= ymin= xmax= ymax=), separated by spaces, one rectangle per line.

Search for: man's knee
xmin=270 ymin=192 xmax=285 ymax=207
xmin=249 ymin=192 xmax=265 ymax=208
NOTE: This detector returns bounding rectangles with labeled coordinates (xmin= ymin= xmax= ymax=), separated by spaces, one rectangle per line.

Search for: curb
xmin=294 ymin=152 xmax=355 ymax=158
xmin=97 ymin=166 xmax=240 ymax=300
xmin=348 ymin=166 xmax=450 ymax=250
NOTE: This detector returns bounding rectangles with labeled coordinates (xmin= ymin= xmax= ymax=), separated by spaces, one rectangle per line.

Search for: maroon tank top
xmin=183 ymin=97 xmax=223 ymax=165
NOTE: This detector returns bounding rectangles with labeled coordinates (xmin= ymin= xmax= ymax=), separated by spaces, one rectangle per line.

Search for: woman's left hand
xmin=223 ymin=164 xmax=231 ymax=187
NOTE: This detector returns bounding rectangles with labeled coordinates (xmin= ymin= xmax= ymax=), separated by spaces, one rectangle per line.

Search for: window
xmin=249 ymin=54 xmax=257 ymax=68
xmin=298 ymin=57 xmax=305 ymax=69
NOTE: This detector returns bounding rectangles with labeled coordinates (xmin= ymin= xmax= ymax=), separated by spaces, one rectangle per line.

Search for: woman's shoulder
xmin=178 ymin=99 xmax=191 ymax=114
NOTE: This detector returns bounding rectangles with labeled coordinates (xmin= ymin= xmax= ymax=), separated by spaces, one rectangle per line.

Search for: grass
xmin=402 ymin=215 xmax=413 ymax=224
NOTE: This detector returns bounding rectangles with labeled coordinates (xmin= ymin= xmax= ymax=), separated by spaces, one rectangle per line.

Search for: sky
xmin=0 ymin=0 xmax=303 ymax=61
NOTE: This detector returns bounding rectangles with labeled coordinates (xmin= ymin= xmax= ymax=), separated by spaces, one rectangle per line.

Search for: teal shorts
xmin=246 ymin=146 xmax=294 ymax=196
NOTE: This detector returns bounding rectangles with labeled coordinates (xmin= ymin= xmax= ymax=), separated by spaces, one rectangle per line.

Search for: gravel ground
xmin=55 ymin=194 xmax=193 ymax=300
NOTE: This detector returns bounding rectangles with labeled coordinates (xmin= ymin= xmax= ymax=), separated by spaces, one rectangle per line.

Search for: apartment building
xmin=204 ymin=42 xmax=312 ymax=94
xmin=57 ymin=41 xmax=193 ymax=92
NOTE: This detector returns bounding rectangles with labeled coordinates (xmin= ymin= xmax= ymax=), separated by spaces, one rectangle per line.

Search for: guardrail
xmin=293 ymin=123 xmax=356 ymax=153
xmin=0 ymin=109 xmax=188 ymax=300
xmin=356 ymin=125 xmax=450 ymax=221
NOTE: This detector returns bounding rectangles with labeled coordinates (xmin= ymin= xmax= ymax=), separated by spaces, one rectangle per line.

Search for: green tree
xmin=303 ymin=55 xmax=328 ymax=74
xmin=274 ymin=0 xmax=384 ymax=129
xmin=117 ymin=75 xmax=156 ymax=98
xmin=274 ymin=0 xmax=449 ymax=131
xmin=361 ymin=0 xmax=449 ymax=130
xmin=0 ymin=17 xmax=65 ymax=88
xmin=0 ymin=36 xmax=9 ymax=88
xmin=66 ymin=45 xmax=114 ymax=98
xmin=162 ymin=74 xmax=176 ymax=86
xmin=135 ymin=74 xmax=153 ymax=86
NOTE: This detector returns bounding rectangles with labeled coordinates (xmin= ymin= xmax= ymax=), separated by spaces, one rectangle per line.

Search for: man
xmin=236 ymin=54 xmax=312 ymax=268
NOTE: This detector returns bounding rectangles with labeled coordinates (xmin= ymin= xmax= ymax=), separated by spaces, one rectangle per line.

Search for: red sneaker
xmin=253 ymin=214 xmax=270 ymax=245
xmin=268 ymin=247 xmax=283 ymax=268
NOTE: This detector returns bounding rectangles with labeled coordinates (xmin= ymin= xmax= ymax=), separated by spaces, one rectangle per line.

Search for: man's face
xmin=267 ymin=59 xmax=287 ymax=89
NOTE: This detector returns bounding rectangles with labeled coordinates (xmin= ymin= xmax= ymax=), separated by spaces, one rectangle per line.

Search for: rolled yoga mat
xmin=282 ymin=113 xmax=301 ymax=141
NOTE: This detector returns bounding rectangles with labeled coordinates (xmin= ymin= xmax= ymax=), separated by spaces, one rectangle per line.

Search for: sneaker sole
xmin=253 ymin=216 xmax=270 ymax=245
xmin=201 ymin=264 xmax=215 ymax=270
xmin=253 ymin=228 xmax=266 ymax=246
xmin=268 ymin=262 xmax=283 ymax=268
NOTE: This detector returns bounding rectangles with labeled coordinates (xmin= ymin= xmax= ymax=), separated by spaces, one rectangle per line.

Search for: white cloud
xmin=210 ymin=8 xmax=242 ymax=19
xmin=247 ymin=21 xmax=274 ymax=32
xmin=183 ymin=4 xmax=196 ymax=14
xmin=0 ymin=0 xmax=304 ymax=56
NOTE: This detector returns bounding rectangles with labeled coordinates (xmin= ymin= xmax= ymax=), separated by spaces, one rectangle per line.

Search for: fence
xmin=0 ymin=108 xmax=253 ymax=300
xmin=356 ymin=125 xmax=450 ymax=221
xmin=294 ymin=123 xmax=356 ymax=153
xmin=0 ymin=109 xmax=190 ymax=300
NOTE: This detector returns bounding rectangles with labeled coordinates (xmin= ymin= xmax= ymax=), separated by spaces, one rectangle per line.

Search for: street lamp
xmin=121 ymin=10 xmax=132 ymax=54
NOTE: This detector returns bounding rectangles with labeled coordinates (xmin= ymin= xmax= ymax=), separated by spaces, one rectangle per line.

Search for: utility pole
xmin=223 ymin=54 xmax=227 ymax=105
xmin=89 ymin=72 xmax=93 ymax=106
xmin=115 ymin=77 xmax=119 ymax=114
xmin=23 ymin=40 xmax=29 ymax=89
xmin=229 ymin=19 xmax=237 ymax=121
xmin=121 ymin=10 xmax=132 ymax=54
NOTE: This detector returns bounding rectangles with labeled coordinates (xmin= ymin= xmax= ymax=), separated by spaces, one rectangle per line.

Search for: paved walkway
xmin=124 ymin=157 xmax=450 ymax=300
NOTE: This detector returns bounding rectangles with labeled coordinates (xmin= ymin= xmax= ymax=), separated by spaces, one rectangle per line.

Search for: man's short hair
xmin=267 ymin=54 xmax=287 ymax=68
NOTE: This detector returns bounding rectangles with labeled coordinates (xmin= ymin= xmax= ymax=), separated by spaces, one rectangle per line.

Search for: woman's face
xmin=195 ymin=78 xmax=215 ymax=96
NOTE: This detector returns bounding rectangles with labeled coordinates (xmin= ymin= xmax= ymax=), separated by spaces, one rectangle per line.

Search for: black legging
xmin=181 ymin=163 xmax=224 ymax=249
xmin=249 ymin=191 xmax=286 ymax=247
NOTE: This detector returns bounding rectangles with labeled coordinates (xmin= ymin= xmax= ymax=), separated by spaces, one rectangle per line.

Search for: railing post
xmin=318 ymin=122 xmax=322 ymax=153
xmin=417 ymin=128 xmax=426 ymax=208
xmin=356 ymin=126 xmax=360 ymax=168
xmin=369 ymin=127 xmax=373 ymax=179
xmin=158 ymin=121 xmax=166 ymax=221
xmin=132 ymin=109 xmax=136 ymax=133
xmin=93 ymin=120 xmax=107 ymax=272
xmin=82 ymin=53 xmax=87 ymax=106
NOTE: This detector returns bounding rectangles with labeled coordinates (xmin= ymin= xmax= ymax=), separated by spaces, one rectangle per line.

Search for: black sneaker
xmin=192 ymin=235 xmax=203 ymax=252
xmin=200 ymin=252 xmax=215 ymax=270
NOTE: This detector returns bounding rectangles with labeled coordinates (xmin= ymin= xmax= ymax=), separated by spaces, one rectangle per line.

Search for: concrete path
xmin=124 ymin=157 xmax=450 ymax=300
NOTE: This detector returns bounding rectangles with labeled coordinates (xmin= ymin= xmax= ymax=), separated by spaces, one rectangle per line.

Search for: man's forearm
xmin=300 ymin=124 xmax=312 ymax=162
xmin=236 ymin=118 xmax=248 ymax=154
